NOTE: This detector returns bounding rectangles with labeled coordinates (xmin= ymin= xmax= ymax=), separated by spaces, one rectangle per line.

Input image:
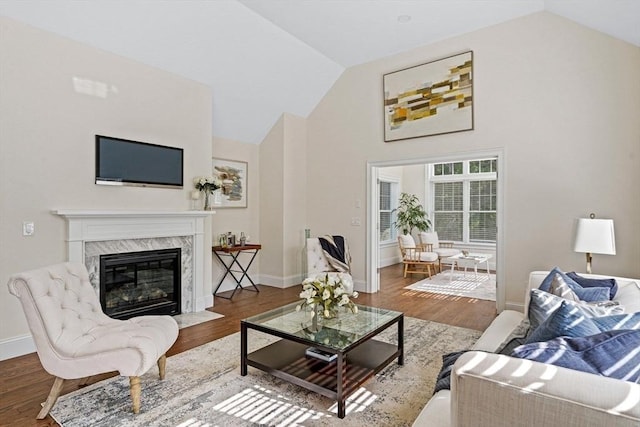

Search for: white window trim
xmin=426 ymin=160 xmax=497 ymax=245
xmin=378 ymin=174 xmax=400 ymax=246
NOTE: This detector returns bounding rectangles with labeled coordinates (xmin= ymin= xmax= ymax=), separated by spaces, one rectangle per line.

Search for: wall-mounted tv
xmin=95 ymin=135 xmax=183 ymax=189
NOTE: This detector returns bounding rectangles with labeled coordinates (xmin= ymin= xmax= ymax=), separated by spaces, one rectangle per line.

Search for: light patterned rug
xmin=404 ymin=270 xmax=496 ymax=301
xmin=49 ymin=317 xmax=481 ymax=427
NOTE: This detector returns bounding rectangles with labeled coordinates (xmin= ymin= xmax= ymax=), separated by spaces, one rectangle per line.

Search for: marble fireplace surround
xmin=53 ymin=210 xmax=213 ymax=314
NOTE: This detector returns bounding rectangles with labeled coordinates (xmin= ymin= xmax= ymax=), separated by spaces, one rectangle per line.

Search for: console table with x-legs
xmin=212 ymin=244 xmax=261 ymax=300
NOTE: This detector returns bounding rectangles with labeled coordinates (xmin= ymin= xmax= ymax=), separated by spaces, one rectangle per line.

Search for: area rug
xmin=173 ymin=310 xmax=225 ymax=329
xmin=404 ymin=270 xmax=496 ymax=301
xmin=49 ymin=317 xmax=481 ymax=427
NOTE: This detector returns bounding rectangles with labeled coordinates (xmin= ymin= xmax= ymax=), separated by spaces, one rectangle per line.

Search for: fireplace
xmin=100 ymin=248 xmax=181 ymax=320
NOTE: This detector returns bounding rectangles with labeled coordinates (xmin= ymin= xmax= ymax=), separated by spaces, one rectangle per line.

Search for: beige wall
xmin=259 ymin=116 xmax=285 ymax=281
xmin=258 ymin=113 xmax=308 ymax=286
xmin=211 ymin=137 xmax=260 ymax=293
xmin=0 ymin=18 xmax=213 ymax=355
xmin=306 ymin=12 xmax=640 ymax=307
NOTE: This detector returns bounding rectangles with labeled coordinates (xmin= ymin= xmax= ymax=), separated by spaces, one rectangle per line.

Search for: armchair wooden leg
xmin=129 ymin=376 xmax=141 ymax=414
xmin=37 ymin=377 xmax=64 ymax=419
xmin=157 ymin=354 xmax=167 ymax=380
xmin=78 ymin=376 xmax=92 ymax=387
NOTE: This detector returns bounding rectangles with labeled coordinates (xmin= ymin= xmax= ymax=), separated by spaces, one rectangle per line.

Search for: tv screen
xmin=95 ymin=135 xmax=183 ymax=188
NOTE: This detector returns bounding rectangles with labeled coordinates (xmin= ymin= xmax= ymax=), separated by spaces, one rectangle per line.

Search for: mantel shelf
xmin=52 ymin=209 xmax=215 ymax=219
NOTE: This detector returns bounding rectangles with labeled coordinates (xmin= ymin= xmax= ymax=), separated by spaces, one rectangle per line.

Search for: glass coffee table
xmin=241 ymin=302 xmax=404 ymax=418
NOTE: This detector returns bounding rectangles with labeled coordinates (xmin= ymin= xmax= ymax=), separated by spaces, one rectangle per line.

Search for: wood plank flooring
xmin=0 ymin=263 xmax=496 ymax=427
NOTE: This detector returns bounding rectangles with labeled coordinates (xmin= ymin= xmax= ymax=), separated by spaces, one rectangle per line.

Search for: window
xmin=379 ymin=179 xmax=399 ymax=243
xmin=433 ymin=182 xmax=463 ymax=241
xmin=430 ymin=159 xmax=497 ymax=244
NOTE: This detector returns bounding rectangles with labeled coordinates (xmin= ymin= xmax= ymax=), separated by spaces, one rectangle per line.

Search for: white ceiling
xmin=1 ymin=0 xmax=638 ymax=144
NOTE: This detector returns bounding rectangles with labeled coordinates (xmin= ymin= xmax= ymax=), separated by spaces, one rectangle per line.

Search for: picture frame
xmin=383 ymin=51 xmax=473 ymax=142
xmin=211 ymin=158 xmax=248 ymax=208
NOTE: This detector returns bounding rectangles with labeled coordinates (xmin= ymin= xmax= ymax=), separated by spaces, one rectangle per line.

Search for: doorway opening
xmin=366 ymin=149 xmax=505 ymax=311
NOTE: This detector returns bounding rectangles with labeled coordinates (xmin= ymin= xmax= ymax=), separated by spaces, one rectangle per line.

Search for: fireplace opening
xmin=99 ymin=248 xmax=181 ymax=320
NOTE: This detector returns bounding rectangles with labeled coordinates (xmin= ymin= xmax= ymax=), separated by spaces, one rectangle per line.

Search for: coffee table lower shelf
xmin=243 ymin=338 xmax=399 ymax=416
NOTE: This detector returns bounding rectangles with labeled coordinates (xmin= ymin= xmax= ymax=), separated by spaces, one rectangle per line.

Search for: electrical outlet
xmin=23 ymin=221 xmax=35 ymax=236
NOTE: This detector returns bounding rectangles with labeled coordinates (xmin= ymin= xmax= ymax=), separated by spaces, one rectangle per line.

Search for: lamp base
xmin=585 ymin=252 xmax=592 ymax=274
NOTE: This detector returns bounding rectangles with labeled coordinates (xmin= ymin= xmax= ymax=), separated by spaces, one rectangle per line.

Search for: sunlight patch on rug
xmin=404 ymin=271 xmax=496 ymax=301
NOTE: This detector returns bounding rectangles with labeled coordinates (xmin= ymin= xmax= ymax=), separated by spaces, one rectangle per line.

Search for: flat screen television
xmin=95 ymin=135 xmax=183 ymax=189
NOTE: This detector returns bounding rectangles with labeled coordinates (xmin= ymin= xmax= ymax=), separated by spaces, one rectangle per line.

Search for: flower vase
xmin=203 ymin=191 xmax=211 ymax=210
xmin=308 ymin=305 xmax=323 ymax=333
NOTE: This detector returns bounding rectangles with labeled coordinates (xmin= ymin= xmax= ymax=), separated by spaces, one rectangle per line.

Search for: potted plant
xmin=392 ymin=192 xmax=431 ymax=235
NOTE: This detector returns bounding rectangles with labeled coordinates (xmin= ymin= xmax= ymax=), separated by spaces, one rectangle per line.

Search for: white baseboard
xmin=258 ymin=274 xmax=302 ymax=289
xmin=0 ymin=334 xmax=36 ymax=361
xmin=379 ymin=255 xmax=402 ymax=268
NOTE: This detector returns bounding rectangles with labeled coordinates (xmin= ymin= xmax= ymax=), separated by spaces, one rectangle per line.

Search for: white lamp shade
xmin=573 ymin=218 xmax=616 ymax=255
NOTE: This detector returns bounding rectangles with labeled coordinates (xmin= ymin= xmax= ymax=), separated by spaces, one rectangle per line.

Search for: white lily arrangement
xmin=193 ymin=176 xmax=221 ymax=193
xmin=296 ymin=273 xmax=358 ymax=318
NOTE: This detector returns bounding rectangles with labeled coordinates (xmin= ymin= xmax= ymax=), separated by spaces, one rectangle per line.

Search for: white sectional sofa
xmin=413 ymin=271 xmax=640 ymax=427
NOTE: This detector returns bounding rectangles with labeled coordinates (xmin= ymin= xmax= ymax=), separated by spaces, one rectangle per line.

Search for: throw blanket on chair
xmin=318 ymin=235 xmax=351 ymax=273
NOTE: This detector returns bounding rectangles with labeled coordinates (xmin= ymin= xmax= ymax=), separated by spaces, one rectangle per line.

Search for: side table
xmin=212 ymin=244 xmax=262 ymax=300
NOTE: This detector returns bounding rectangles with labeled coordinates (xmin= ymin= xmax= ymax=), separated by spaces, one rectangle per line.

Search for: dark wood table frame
xmin=241 ymin=311 xmax=403 ymax=419
xmin=212 ymin=244 xmax=261 ymax=300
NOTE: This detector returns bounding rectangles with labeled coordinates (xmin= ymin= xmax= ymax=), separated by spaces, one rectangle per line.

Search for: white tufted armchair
xmin=306 ymin=238 xmax=354 ymax=293
xmin=7 ymin=262 xmax=179 ymax=419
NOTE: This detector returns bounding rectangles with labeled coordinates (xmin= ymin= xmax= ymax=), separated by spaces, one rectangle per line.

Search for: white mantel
xmin=53 ymin=210 xmax=214 ymax=312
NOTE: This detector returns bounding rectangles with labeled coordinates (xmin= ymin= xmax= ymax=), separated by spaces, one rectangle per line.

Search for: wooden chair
xmin=418 ymin=231 xmax=461 ymax=273
xmin=397 ymin=235 xmax=439 ymax=278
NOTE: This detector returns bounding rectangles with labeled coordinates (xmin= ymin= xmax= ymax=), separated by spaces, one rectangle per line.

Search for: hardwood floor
xmin=0 ymin=263 xmax=496 ymax=427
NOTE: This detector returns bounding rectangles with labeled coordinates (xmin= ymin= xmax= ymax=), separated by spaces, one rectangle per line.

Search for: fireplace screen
xmin=100 ymin=248 xmax=181 ymax=319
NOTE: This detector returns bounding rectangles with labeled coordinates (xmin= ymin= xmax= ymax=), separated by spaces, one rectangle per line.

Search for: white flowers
xmin=193 ymin=176 xmax=221 ymax=193
xmin=296 ymin=273 xmax=358 ymax=317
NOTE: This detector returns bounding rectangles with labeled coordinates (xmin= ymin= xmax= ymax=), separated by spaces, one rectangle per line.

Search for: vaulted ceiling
xmin=1 ymin=1 xmax=638 ymax=144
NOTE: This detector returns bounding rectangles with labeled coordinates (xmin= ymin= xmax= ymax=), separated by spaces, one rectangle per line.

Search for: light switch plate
xmin=23 ymin=221 xmax=35 ymax=236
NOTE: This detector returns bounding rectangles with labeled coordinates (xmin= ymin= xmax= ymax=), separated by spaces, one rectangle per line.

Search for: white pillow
xmin=399 ymin=234 xmax=416 ymax=249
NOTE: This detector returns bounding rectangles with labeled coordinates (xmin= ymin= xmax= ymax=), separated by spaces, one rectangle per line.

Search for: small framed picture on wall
xmin=211 ymin=157 xmax=248 ymax=208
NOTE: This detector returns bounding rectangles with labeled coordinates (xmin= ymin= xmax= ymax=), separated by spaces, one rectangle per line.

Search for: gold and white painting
xmin=384 ymin=51 xmax=473 ymax=141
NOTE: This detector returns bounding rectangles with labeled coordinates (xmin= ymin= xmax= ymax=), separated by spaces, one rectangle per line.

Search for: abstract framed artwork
xmin=383 ymin=51 xmax=474 ymax=142
xmin=211 ymin=158 xmax=248 ymax=208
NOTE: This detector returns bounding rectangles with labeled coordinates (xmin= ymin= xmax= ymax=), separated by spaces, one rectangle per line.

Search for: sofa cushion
xmin=567 ymin=271 xmax=618 ymax=299
xmin=528 ymin=289 xmax=624 ymax=333
xmin=525 ymin=302 xmax=640 ymax=343
xmin=548 ymin=273 xmax=611 ymax=303
xmin=540 ymin=268 xmax=610 ymax=301
xmin=512 ymin=330 xmax=640 ymax=382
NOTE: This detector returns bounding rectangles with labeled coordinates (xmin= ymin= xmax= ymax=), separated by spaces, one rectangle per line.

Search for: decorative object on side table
xmin=296 ymin=273 xmax=358 ymax=320
xmin=193 ymin=176 xmax=221 ymax=211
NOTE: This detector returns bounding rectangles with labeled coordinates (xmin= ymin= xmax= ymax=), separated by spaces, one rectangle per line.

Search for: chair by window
xmin=397 ymin=234 xmax=438 ymax=278
xmin=419 ymin=231 xmax=461 ymax=272
xmin=6 ymin=262 xmax=179 ymax=419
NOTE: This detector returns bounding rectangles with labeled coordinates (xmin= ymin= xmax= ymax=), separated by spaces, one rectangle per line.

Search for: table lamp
xmin=573 ymin=213 xmax=616 ymax=274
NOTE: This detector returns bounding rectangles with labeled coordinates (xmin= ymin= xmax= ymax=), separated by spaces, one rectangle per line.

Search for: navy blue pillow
xmin=525 ymin=302 xmax=640 ymax=344
xmin=525 ymin=301 xmax=600 ymax=343
xmin=539 ymin=268 xmax=610 ymax=302
xmin=567 ymin=272 xmax=618 ymax=299
xmin=433 ymin=351 xmax=469 ymax=394
xmin=512 ymin=330 xmax=640 ymax=382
